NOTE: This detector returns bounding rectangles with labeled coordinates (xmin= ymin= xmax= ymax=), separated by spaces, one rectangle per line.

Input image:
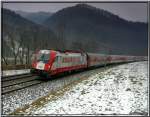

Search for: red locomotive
xmin=31 ymin=49 xmax=146 ymax=78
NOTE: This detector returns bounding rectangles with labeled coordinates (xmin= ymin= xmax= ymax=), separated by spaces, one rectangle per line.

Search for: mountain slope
xmin=44 ymin=4 xmax=148 ymax=56
xmin=2 ymin=8 xmax=57 ymax=61
xmin=15 ymin=10 xmax=52 ymax=24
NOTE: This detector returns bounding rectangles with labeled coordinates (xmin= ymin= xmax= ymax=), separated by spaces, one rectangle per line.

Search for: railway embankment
xmin=2 ymin=64 xmax=111 ymax=115
xmin=4 ymin=61 xmax=148 ymax=115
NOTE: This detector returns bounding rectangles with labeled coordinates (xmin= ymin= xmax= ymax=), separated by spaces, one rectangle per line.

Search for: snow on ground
xmin=30 ymin=61 xmax=148 ymax=115
xmin=2 ymin=69 xmax=30 ymax=77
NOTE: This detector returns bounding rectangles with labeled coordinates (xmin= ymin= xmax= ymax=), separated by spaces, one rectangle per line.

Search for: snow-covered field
xmin=2 ymin=69 xmax=30 ymax=76
xmin=27 ymin=61 xmax=148 ymax=115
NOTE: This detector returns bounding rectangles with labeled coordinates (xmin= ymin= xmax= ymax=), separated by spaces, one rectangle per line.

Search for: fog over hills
xmin=44 ymin=4 xmax=148 ymax=56
xmin=2 ymin=3 xmax=148 ymax=65
xmin=15 ymin=10 xmax=52 ymax=24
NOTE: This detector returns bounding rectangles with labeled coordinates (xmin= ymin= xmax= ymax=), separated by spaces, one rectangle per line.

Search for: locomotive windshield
xmin=36 ymin=51 xmax=50 ymax=63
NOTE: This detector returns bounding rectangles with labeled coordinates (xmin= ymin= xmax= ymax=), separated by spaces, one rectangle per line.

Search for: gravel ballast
xmin=2 ymin=66 xmax=109 ymax=115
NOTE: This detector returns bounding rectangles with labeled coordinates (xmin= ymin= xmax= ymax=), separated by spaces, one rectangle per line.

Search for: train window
xmin=55 ymin=56 xmax=62 ymax=67
xmin=58 ymin=56 xmax=62 ymax=62
xmin=36 ymin=53 xmax=50 ymax=63
xmin=54 ymin=56 xmax=58 ymax=68
xmin=55 ymin=56 xmax=58 ymax=62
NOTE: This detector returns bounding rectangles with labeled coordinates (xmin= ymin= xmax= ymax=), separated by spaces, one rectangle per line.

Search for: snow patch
xmin=2 ymin=69 xmax=30 ymax=77
xmin=30 ymin=61 xmax=148 ymax=115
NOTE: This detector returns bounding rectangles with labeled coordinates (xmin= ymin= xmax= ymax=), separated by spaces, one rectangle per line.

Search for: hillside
xmin=15 ymin=10 xmax=52 ymax=24
xmin=44 ymin=4 xmax=148 ymax=56
xmin=2 ymin=8 xmax=58 ymax=64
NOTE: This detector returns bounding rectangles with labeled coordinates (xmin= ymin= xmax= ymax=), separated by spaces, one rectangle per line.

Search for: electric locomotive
xmin=31 ymin=49 xmax=87 ymax=77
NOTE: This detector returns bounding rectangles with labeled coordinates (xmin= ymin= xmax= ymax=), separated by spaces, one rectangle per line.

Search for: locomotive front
xmin=30 ymin=50 xmax=56 ymax=77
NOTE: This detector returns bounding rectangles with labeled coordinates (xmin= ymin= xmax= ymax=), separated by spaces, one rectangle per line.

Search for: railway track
xmin=1 ymin=74 xmax=43 ymax=95
xmin=1 ymin=62 xmax=129 ymax=95
xmin=2 ymin=73 xmax=33 ymax=82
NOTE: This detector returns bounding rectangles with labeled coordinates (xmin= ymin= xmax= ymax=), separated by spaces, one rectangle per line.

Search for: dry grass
xmin=10 ymin=75 xmax=89 ymax=115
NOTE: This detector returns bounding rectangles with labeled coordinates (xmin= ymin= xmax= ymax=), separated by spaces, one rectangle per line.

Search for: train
xmin=30 ymin=49 xmax=147 ymax=78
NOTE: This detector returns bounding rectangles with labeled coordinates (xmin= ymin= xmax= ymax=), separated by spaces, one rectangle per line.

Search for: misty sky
xmin=3 ymin=2 xmax=148 ymax=22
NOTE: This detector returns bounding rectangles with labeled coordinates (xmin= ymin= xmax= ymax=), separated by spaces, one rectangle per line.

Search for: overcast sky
xmin=3 ymin=2 xmax=148 ymax=22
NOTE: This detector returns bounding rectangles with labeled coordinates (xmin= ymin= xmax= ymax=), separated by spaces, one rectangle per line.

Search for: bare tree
xmin=55 ymin=22 xmax=66 ymax=50
xmin=6 ymin=31 xmax=22 ymax=65
xmin=2 ymin=40 xmax=8 ymax=65
xmin=18 ymin=44 xmax=25 ymax=64
xmin=71 ymin=41 xmax=84 ymax=51
xmin=2 ymin=56 xmax=8 ymax=65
